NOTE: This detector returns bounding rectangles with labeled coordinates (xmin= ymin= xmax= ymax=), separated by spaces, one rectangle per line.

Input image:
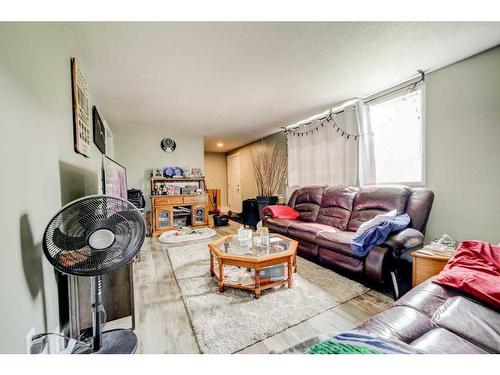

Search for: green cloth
xmin=305 ymin=339 xmax=382 ymax=354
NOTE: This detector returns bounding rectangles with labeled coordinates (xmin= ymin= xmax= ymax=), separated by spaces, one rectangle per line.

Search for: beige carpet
xmin=166 ymin=239 xmax=369 ymax=354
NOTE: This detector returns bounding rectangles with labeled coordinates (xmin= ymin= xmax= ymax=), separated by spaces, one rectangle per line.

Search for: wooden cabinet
xmin=154 ymin=205 xmax=174 ymax=232
xmin=182 ymin=195 xmax=207 ymax=204
xmin=153 ymin=196 xmax=182 ymax=206
xmin=411 ymin=251 xmax=451 ymax=287
xmin=191 ymin=204 xmax=208 ymax=226
xmin=150 ymin=176 xmax=209 ymax=236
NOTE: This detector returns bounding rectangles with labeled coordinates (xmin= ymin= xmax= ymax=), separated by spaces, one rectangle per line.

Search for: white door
xmin=227 ymin=153 xmax=242 ymax=213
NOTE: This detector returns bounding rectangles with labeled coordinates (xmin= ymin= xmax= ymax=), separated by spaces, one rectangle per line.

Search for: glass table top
xmin=216 ymin=234 xmax=293 ymax=258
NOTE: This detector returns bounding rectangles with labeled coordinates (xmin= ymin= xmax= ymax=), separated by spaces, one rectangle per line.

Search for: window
xmin=368 ymin=85 xmax=424 ymax=184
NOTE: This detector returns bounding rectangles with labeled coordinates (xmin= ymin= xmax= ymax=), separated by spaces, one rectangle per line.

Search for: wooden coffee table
xmin=208 ymin=234 xmax=298 ymax=299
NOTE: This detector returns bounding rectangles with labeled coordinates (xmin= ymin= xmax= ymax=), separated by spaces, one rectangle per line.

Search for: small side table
xmin=411 ymin=251 xmax=451 ymax=287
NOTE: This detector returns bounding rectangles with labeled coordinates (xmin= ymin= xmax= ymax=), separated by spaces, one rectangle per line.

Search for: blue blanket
xmin=350 ymin=214 xmax=410 ymax=257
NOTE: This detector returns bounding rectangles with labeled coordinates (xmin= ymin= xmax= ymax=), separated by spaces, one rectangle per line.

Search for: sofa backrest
xmin=405 ymin=188 xmax=434 ymax=234
xmin=316 ymin=185 xmax=359 ymax=230
xmin=287 ymin=185 xmax=324 ymax=222
xmin=346 ymin=185 xmax=412 ymax=232
xmin=288 ymin=184 xmax=434 ymax=234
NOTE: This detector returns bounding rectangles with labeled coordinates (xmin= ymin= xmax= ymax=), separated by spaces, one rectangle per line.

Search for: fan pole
xmin=91 ymin=275 xmax=103 ymax=352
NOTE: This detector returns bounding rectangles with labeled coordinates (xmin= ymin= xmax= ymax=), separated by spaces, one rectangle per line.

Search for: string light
xmin=284 ymin=70 xmax=425 ymax=141
xmin=284 ymin=109 xmax=372 ymax=141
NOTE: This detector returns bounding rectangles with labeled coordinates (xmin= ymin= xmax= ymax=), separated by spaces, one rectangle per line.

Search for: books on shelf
xmin=260 ymin=264 xmax=285 ymax=282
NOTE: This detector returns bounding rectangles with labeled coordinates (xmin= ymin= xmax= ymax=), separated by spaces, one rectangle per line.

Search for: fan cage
xmin=43 ymin=195 xmax=146 ymax=277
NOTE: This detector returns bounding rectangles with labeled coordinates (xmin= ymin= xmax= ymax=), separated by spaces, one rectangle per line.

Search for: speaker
xmin=241 ymin=199 xmax=260 ymax=228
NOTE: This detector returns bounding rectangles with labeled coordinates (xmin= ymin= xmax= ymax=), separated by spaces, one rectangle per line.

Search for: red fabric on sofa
xmin=262 ymin=205 xmax=299 ymax=220
xmin=433 ymin=240 xmax=500 ymax=309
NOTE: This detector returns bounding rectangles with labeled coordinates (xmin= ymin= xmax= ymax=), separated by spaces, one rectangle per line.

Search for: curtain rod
xmin=284 ymin=70 xmax=425 ymax=130
xmin=364 ymin=70 xmax=425 ymax=104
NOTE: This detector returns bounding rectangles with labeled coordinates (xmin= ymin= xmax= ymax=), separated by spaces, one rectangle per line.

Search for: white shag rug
xmin=159 ymin=227 xmax=217 ymax=244
xmin=166 ymin=240 xmax=369 ymax=354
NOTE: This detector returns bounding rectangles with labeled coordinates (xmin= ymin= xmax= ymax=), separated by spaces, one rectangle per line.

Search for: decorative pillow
xmin=433 ymin=240 xmax=500 ymax=309
xmin=355 ymin=209 xmax=397 ymax=236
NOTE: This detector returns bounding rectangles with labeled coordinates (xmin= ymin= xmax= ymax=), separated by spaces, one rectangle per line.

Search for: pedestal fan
xmin=43 ymin=195 xmax=146 ymax=354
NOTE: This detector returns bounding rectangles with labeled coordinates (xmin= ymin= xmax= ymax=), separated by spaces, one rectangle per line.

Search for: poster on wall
xmin=92 ymin=106 xmax=106 ymax=154
xmin=71 ymin=57 xmax=91 ymax=157
xmin=102 ymin=156 xmax=128 ymax=200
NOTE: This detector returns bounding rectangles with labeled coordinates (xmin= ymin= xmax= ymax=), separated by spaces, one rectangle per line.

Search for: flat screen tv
xmin=102 ymin=156 xmax=127 ymax=200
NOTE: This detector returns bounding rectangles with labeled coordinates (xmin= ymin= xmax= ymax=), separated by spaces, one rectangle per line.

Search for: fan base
xmin=74 ymin=329 xmax=138 ymax=354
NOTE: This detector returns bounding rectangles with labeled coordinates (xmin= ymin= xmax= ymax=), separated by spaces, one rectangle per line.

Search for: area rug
xmin=166 ymin=239 xmax=369 ymax=354
xmin=159 ymin=227 xmax=217 ymax=244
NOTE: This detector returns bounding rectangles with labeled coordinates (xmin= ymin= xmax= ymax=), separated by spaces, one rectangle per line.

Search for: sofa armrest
xmin=384 ymin=228 xmax=424 ymax=251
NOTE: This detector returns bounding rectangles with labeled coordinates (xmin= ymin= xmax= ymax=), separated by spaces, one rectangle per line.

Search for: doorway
xmin=227 ymin=153 xmax=242 ymax=213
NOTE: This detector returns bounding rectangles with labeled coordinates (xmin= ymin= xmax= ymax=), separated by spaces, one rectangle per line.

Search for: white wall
xmin=0 ymin=23 xmax=107 ymax=353
xmin=204 ymin=152 xmax=228 ymax=208
xmin=425 ymin=46 xmax=500 ymax=244
xmin=113 ymin=127 xmax=204 ymax=208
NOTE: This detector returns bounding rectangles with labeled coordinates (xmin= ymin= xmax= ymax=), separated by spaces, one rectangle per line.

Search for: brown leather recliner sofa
xmin=265 ymin=185 xmax=434 ymax=295
xmin=281 ymin=279 xmax=499 ymax=353
xmin=351 ymin=280 xmax=500 ymax=353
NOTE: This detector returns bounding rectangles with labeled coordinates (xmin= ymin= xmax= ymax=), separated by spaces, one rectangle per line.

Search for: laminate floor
xmin=111 ymin=222 xmax=393 ymax=354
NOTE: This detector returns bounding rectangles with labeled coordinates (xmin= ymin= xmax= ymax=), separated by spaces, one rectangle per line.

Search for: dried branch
xmin=250 ymin=140 xmax=287 ymax=197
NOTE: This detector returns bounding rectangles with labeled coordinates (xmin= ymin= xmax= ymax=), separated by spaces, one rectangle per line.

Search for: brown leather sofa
xmin=265 ymin=185 xmax=434 ymax=296
xmin=351 ymin=280 xmax=500 ymax=353
xmin=280 ymin=279 xmax=499 ymax=353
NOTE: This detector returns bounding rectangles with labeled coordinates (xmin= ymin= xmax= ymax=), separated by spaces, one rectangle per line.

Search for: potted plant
xmin=250 ymin=140 xmax=287 ymax=219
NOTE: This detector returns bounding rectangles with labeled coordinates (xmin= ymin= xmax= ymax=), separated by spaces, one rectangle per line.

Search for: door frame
xmin=227 ymin=152 xmax=242 ymax=213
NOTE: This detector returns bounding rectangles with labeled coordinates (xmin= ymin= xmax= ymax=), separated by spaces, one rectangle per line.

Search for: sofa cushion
xmin=265 ymin=218 xmax=295 ymax=235
xmin=395 ymin=281 xmax=460 ymax=317
xmin=316 ymin=186 xmax=358 ymax=230
xmin=404 ymin=188 xmax=434 ymax=233
xmin=297 ymin=241 xmax=319 ymax=259
xmin=319 ymin=248 xmax=364 ymax=274
xmin=290 ymin=186 xmax=325 ymax=222
xmin=287 ymin=222 xmax=339 ymax=242
xmin=355 ymin=306 xmax=437 ymax=344
xmin=410 ymin=328 xmax=488 ymax=354
xmin=315 ymin=230 xmax=358 ymax=257
xmin=432 ymin=296 xmax=500 ymax=353
xmin=347 ymin=185 xmax=412 ymax=231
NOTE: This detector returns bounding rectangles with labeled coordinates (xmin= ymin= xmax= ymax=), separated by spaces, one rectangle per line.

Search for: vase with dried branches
xmin=250 ymin=140 xmax=287 ymax=218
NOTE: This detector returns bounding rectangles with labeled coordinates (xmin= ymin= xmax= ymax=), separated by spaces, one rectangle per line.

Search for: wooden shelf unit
xmin=151 ymin=176 xmax=209 ymax=236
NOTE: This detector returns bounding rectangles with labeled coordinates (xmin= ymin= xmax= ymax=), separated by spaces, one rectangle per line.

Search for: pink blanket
xmin=433 ymin=240 xmax=500 ymax=309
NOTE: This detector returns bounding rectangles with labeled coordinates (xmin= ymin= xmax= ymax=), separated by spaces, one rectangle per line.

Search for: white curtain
xmin=357 ymin=101 xmax=376 ymax=186
xmin=287 ymin=107 xmax=358 ymax=187
xmin=287 ymin=100 xmax=376 ymax=188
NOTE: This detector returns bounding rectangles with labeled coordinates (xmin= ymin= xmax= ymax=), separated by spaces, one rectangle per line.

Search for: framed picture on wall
xmin=71 ymin=57 xmax=91 ymax=157
xmin=102 ymin=156 xmax=127 ymax=200
xmin=92 ymin=106 xmax=106 ymax=154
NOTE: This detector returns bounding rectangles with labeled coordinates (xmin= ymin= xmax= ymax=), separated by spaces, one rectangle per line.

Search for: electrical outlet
xmin=25 ymin=327 xmax=36 ymax=354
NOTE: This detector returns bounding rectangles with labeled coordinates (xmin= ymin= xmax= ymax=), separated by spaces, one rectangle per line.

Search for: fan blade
xmin=52 ymin=227 xmax=88 ymax=251
xmin=104 ymin=210 xmax=141 ymax=227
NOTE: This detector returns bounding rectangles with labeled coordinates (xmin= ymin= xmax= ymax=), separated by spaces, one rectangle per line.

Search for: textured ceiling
xmin=64 ymin=22 xmax=500 ymax=152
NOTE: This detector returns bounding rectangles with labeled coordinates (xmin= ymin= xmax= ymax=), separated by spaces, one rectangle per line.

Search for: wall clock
xmin=161 ymin=138 xmax=176 ymax=153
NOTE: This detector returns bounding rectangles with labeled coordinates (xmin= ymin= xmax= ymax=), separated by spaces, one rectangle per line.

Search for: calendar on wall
xmin=71 ymin=57 xmax=91 ymax=157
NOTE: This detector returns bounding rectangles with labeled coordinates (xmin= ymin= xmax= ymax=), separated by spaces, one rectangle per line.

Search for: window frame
xmin=367 ymin=82 xmax=426 ymax=187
